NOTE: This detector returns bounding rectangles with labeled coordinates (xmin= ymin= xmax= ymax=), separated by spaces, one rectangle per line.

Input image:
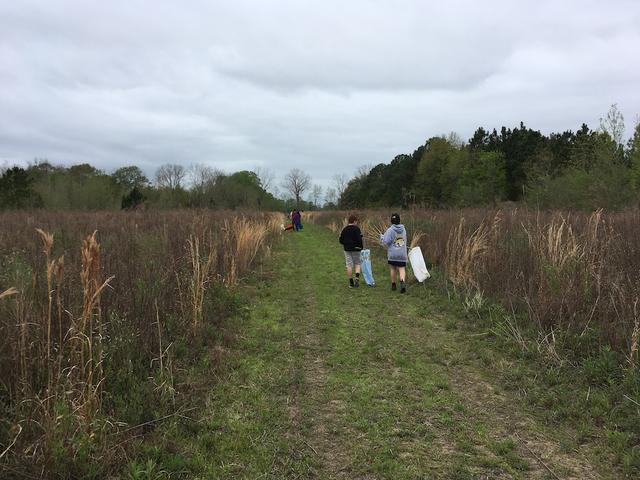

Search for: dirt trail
xmin=199 ymin=223 xmax=606 ymax=479
xmin=284 ymin=225 xmax=601 ymax=479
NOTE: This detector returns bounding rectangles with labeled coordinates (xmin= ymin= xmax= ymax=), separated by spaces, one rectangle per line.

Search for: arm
xmin=356 ymin=227 xmax=363 ymax=250
xmin=380 ymin=227 xmax=393 ymax=247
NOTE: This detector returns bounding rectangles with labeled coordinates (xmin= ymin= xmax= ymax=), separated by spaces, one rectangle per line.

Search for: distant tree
xmin=415 ymin=137 xmax=458 ymax=206
xmin=355 ymin=164 xmax=373 ymax=179
xmin=486 ymin=123 xmax=546 ymax=201
xmin=332 ymin=173 xmax=349 ymax=199
xmin=362 ymin=163 xmax=391 ymax=207
xmin=67 ymin=163 xmax=101 ymax=183
xmin=27 ymin=159 xmax=59 ymax=178
xmin=324 ymin=187 xmax=337 ymax=206
xmin=628 ymin=120 xmax=640 ymax=192
xmin=121 ymin=186 xmax=146 ymax=210
xmin=231 ymin=170 xmax=261 ymax=188
xmin=0 ymin=167 xmax=42 ymax=209
xmin=468 ymin=127 xmax=490 ymax=151
xmin=310 ymin=184 xmax=323 ymax=208
xmin=255 ymin=167 xmax=275 ymax=192
xmin=527 ymin=164 xmax=633 ymax=211
xmin=188 ymin=164 xmax=223 ymax=207
xmin=600 ymin=103 xmax=625 ymax=145
xmin=339 ymin=176 xmax=367 ymax=208
xmin=457 ymin=151 xmax=507 ymax=205
xmin=282 ymin=168 xmax=311 ymax=206
xmin=188 ymin=164 xmax=219 ymax=189
xmin=155 ymin=164 xmax=186 ymax=189
xmin=112 ymin=166 xmax=149 ymax=190
xmin=446 ymin=131 xmax=465 ymax=148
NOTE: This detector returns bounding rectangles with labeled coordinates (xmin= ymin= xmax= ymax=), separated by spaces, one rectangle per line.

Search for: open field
xmin=1 ymin=208 xmax=639 ymax=478
xmin=130 ymin=221 xmax=638 ymax=478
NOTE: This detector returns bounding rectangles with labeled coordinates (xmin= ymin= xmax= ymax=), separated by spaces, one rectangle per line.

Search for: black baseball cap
xmin=391 ymin=213 xmax=401 ymax=224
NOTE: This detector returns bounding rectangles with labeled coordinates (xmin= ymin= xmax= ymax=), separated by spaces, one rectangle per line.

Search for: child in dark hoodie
xmin=380 ymin=213 xmax=408 ymax=293
xmin=292 ymin=210 xmax=302 ymax=231
xmin=339 ymin=214 xmax=363 ymax=288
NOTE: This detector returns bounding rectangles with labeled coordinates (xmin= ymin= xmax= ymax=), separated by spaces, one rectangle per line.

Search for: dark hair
xmin=391 ymin=213 xmax=401 ymax=224
xmin=348 ymin=214 xmax=358 ymax=223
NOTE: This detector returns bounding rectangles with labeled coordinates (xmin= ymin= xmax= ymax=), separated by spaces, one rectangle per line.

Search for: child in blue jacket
xmin=380 ymin=213 xmax=408 ymax=293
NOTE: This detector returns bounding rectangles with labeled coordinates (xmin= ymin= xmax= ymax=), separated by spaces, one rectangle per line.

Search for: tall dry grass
xmin=0 ymin=209 xmax=283 ymax=477
xmin=223 ymin=217 xmax=272 ymax=285
xmin=310 ymin=208 xmax=640 ymax=360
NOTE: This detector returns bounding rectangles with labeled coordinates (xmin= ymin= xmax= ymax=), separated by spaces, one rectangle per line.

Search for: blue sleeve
xmin=381 ymin=227 xmax=393 ymax=246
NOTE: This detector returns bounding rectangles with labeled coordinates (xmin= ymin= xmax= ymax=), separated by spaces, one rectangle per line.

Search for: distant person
xmin=292 ymin=210 xmax=303 ymax=231
xmin=339 ymin=214 xmax=363 ymax=288
xmin=380 ymin=212 xmax=408 ymax=293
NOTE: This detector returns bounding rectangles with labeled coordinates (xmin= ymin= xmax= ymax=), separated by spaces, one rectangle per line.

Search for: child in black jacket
xmin=339 ymin=214 xmax=363 ymax=288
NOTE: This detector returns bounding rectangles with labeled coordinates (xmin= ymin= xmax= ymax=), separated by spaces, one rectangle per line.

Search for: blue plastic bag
xmin=360 ymin=249 xmax=375 ymax=286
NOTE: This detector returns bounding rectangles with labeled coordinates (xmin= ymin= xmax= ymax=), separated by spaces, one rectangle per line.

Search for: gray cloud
xmin=1 ymin=0 xmax=639 ymax=191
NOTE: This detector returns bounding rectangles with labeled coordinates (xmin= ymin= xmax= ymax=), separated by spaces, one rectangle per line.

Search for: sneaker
xmin=391 ymin=282 xmax=397 ymax=291
xmin=349 ymin=278 xmax=354 ymax=288
xmin=354 ymin=278 xmax=360 ymax=288
xmin=400 ymin=281 xmax=406 ymax=294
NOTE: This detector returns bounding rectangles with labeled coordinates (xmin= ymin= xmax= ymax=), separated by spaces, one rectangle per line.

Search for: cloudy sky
xmin=1 ymin=0 xmax=639 ymax=193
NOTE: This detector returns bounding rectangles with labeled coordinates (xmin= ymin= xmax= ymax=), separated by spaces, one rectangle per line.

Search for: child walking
xmin=380 ymin=213 xmax=408 ymax=293
xmin=339 ymin=214 xmax=363 ymax=288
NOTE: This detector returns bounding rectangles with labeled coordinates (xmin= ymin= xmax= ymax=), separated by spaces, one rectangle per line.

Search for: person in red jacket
xmin=339 ymin=214 xmax=363 ymax=288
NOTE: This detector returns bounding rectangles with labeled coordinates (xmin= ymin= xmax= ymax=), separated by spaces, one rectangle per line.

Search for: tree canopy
xmin=338 ymin=105 xmax=639 ymax=211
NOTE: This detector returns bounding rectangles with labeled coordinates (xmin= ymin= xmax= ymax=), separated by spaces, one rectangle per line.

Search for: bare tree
xmin=332 ymin=173 xmax=349 ymax=198
xmin=255 ymin=167 xmax=275 ymax=192
xmin=324 ymin=187 xmax=337 ymax=206
xmin=311 ymin=184 xmax=323 ymax=208
xmin=282 ymin=168 xmax=311 ymax=205
xmin=446 ymin=131 xmax=464 ymax=148
xmin=600 ymin=103 xmax=625 ymax=145
xmin=155 ymin=163 xmax=186 ymax=189
xmin=189 ymin=164 xmax=220 ymax=190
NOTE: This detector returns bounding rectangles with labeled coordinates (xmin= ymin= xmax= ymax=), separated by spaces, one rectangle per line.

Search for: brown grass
xmin=0 ymin=287 xmax=18 ymax=299
xmin=185 ymin=232 xmax=216 ymax=332
xmin=310 ymin=208 xmax=640 ymax=356
xmin=0 ymin=209 xmax=284 ymax=476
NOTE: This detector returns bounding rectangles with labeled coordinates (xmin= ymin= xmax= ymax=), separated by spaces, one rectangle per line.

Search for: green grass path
xmin=181 ymin=224 xmax=604 ymax=479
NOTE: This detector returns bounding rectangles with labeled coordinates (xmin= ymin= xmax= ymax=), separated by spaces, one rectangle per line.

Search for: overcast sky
xmin=1 ymin=0 xmax=639 ymax=194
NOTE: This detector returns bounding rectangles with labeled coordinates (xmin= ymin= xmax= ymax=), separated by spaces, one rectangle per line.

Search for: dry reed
xmin=445 ymin=216 xmax=493 ymax=291
xmin=186 ymin=232 xmax=216 ymax=332
xmin=0 ymin=287 xmax=18 ymax=299
xmin=223 ymin=217 xmax=269 ymax=285
xmin=308 ymin=208 xmax=640 ymax=357
xmin=0 ymin=209 xmax=283 ymax=476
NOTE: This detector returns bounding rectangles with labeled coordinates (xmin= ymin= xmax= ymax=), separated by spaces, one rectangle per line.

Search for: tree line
xmin=3 ymin=105 xmax=639 ymax=212
xmin=340 ymin=105 xmax=640 ymax=210
xmin=0 ymin=161 xmax=323 ymax=211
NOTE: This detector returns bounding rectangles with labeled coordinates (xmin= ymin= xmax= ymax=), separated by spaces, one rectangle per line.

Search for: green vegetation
xmin=0 ymin=162 xmax=317 ymax=211
xmin=341 ymin=105 xmax=640 ymax=210
xmin=0 ymin=210 xmax=282 ymax=477
xmin=136 ymin=223 xmax=634 ymax=478
xmin=3 ymin=105 xmax=639 ymax=212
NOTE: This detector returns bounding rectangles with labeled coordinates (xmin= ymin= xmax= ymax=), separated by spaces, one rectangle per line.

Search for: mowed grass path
xmin=183 ymin=223 xmax=605 ymax=479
